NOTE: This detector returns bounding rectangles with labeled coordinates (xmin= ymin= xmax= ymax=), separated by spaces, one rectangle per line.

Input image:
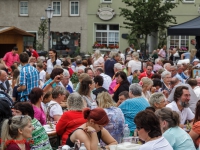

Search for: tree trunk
xmin=143 ymin=34 xmax=148 ymax=60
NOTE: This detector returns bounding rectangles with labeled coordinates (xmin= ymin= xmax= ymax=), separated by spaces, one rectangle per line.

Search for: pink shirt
xmin=32 ymin=105 xmax=46 ymax=125
xmin=158 ymin=49 xmax=166 ymax=59
xmin=3 ymin=52 xmax=20 ymax=67
xmin=109 ymin=79 xmax=117 ymax=94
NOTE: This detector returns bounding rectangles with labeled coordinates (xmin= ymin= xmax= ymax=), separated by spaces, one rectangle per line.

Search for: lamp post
xmin=45 ymin=5 xmax=54 ymax=51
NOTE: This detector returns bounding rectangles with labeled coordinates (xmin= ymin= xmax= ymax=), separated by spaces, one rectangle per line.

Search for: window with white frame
xmin=170 ymin=35 xmax=189 ymax=49
xmin=102 ymin=0 xmax=112 ymax=3
xmin=19 ymin=1 xmax=28 ymax=16
xmin=70 ymin=1 xmax=79 ymax=16
xmin=183 ymin=0 xmax=195 ymax=3
xmin=52 ymin=1 xmax=61 ymax=16
xmin=95 ymin=24 xmax=119 ymax=46
xmin=163 ymin=0 xmax=176 ymax=2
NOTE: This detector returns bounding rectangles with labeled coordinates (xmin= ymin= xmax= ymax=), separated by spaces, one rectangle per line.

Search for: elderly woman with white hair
xmin=127 ymin=52 xmax=141 ymax=76
xmin=161 ymin=70 xmax=172 ymax=98
xmin=93 ymin=50 xmax=104 ymax=70
xmin=149 ymin=92 xmax=167 ymax=110
xmin=56 ymin=92 xmax=86 ymax=145
xmin=119 ymin=83 xmax=150 ymax=135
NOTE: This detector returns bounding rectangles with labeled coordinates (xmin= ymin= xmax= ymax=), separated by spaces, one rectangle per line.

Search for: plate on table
xmin=43 ymin=124 xmax=55 ymax=132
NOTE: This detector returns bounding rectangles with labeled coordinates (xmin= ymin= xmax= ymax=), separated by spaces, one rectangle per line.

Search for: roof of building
xmin=0 ymin=26 xmax=35 ymax=36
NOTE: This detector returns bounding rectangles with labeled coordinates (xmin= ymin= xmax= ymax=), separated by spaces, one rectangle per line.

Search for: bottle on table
xmin=79 ymin=143 xmax=87 ymax=150
xmin=98 ymin=143 xmax=101 ymax=150
xmin=123 ymin=124 xmax=130 ymax=137
xmin=91 ymin=101 xmax=97 ymax=109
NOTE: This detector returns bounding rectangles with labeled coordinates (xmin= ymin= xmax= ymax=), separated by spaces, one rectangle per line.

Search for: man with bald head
xmin=0 ymin=70 xmax=10 ymax=94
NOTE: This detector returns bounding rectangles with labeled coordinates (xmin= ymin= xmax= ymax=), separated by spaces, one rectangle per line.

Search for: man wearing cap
xmin=2 ymin=47 xmax=20 ymax=69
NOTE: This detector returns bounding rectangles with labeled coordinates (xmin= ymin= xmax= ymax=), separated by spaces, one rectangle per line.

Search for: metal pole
xmin=48 ymin=18 xmax=50 ymax=50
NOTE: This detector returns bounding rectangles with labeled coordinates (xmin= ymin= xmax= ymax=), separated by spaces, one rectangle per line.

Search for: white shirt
xmin=46 ymin=59 xmax=62 ymax=74
xmin=193 ymin=86 xmax=200 ymax=100
xmin=139 ymin=137 xmax=173 ymax=150
xmin=75 ymin=65 xmax=86 ymax=73
xmin=166 ymin=101 xmax=194 ymax=124
xmin=100 ymin=73 xmax=112 ymax=91
xmin=39 ymin=70 xmax=46 ymax=83
xmin=93 ymin=57 xmax=104 ymax=69
xmin=128 ymin=60 xmax=141 ymax=73
xmin=47 ymin=101 xmax=63 ymax=119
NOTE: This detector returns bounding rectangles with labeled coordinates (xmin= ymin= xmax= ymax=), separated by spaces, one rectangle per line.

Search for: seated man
xmin=166 ymin=86 xmax=194 ymax=127
xmin=116 ymin=91 xmax=129 ymax=107
xmin=92 ymin=75 xmax=107 ymax=97
xmin=119 ymin=83 xmax=149 ymax=135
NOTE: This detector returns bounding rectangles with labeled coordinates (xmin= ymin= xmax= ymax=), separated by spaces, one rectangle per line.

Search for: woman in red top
xmin=1 ymin=115 xmax=34 ymax=150
xmin=56 ymin=92 xmax=86 ymax=145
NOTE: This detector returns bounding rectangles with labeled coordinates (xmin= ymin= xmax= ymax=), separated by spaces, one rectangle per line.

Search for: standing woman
xmin=29 ymin=87 xmax=46 ymax=125
xmin=113 ymin=71 xmax=130 ymax=102
xmin=46 ymin=49 xmax=62 ymax=74
xmin=93 ymin=50 xmax=104 ymax=70
xmin=1 ymin=115 xmax=33 ymax=150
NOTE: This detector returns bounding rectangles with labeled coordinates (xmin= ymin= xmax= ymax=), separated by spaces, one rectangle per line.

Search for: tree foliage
xmin=119 ymin=0 xmax=180 ymax=58
xmin=38 ymin=19 xmax=48 ymax=50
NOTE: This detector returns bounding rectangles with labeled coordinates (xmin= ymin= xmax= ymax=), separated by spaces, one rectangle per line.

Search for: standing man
xmin=2 ymin=47 xmax=20 ymax=70
xmin=158 ymin=45 xmax=167 ymax=60
xmin=29 ymin=45 xmax=39 ymax=59
xmin=166 ymin=86 xmax=194 ymax=127
xmin=17 ymin=53 xmax=39 ymax=101
xmin=129 ymin=44 xmax=134 ymax=52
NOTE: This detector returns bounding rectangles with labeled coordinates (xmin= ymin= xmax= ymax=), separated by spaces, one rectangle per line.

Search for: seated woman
xmin=56 ymin=92 xmax=86 ymax=145
xmin=66 ymin=107 xmax=117 ymax=150
xmin=189 ymin=100 xmax=200 ymax=148
xmin=47 ymin=86 xmax=66 ymax=122
xmin=78 ymin=76 xmax=96 ymax=108
xmin=97 ymin=92 xmax=125 ymax=144
xmin=29 ymin=87 xmax=46 ymax=125
xmin=1 ymin=115 xmax=33 ymax=150
xmin=149 ymin=92 xmax=167 ymax=111
xmin=134 ymin=110 xmax=173 ymax=150
xmin=155 ymin=108 xmax=195 ymax=150
xmin=140 ymin=77 xmax=153 ymax=101
xmin=13 ymin=102 xmax=52 ymax=150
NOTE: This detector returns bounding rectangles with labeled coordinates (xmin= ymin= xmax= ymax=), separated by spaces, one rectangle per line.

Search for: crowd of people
xmin=0 ymin=43 xmax=200 ymax=150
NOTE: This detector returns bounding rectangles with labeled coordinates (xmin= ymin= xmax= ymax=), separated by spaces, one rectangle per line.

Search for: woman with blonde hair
xmin=140 ymin=77 xmax=153 ymax=101
xmin=181 ymin=49 xmax=197 ymax=63
xmin=1 ymin=115 xmax=33 ymax=150
xmin=93 ymin=50 xmax=104 ymax=70
xmin=97 ymin=92 xmax=125 ymax=144
xmin=127 ymin=52 xmax=142 ymax=76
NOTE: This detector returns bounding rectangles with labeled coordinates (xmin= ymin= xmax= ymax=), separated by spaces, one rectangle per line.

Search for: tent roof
xmin=167 ymin=16 xmax=200 ymax=36
xmin=0 ymin=26 xmax=35 ymax=36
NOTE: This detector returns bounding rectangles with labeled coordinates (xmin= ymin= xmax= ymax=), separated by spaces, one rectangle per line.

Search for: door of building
xmin=0 ymin=44 xmax=16 ymax=58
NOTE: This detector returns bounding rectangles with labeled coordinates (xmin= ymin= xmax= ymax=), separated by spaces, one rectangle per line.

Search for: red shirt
xmin=5 ymin=142 xmax=30 ymax=150
xmin=3 ymin=52 xmax=20 ymax=67
xmin=139 ymin=71 xmax=153 ymax=80
xmin=31 ymin=50 xmax=39 ymax=59
xmin=56 ymin=111 xmax=86 ymax=145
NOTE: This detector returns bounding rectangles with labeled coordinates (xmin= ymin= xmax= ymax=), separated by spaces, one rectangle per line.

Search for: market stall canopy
xmin=167 ymin=16 xmax=200 ymax=36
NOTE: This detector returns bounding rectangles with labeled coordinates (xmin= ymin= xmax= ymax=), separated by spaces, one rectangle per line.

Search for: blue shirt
xmin=19 ymin=64 xmax=39 ymax=100
xmin=163 ymin=127 xmax=195 ymax=150
xmin=105 ymin=58 xmax=117 ymax=78
xmin=119 ymin=97 xmax=149 ymax=132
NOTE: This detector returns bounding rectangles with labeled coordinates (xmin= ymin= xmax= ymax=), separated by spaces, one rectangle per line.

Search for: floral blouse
xmin=101 ymin=107 xmax=125 ymax=145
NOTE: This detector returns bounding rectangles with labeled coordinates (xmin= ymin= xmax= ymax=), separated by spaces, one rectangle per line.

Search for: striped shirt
xmin=119 ymin=96 xmax=150 ymax=132
xmin=19 ymin=64 xmax=39 ymax=100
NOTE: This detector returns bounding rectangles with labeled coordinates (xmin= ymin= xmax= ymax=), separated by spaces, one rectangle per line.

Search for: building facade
xmin=0 ymin=0 xmax=88 ymax=55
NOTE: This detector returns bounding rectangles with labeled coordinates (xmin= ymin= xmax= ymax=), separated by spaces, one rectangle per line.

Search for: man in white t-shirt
xmin=95 ymin=67 xmax=112 ymax=91
xmin=166 ymin=86 xmax=194 ymax=126
xmin=36 ymin=62 xmax=46 ymax=83
xmin=47 ymin=86 xmax=65 ymax=122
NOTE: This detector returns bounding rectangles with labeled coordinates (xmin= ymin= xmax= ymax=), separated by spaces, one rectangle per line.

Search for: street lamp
xmin=45 ymin=5 xmax=54 ymax=51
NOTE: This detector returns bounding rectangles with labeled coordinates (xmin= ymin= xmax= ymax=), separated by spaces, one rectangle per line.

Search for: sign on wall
xmin=97 ymin=7 xmax=115 ymax=21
